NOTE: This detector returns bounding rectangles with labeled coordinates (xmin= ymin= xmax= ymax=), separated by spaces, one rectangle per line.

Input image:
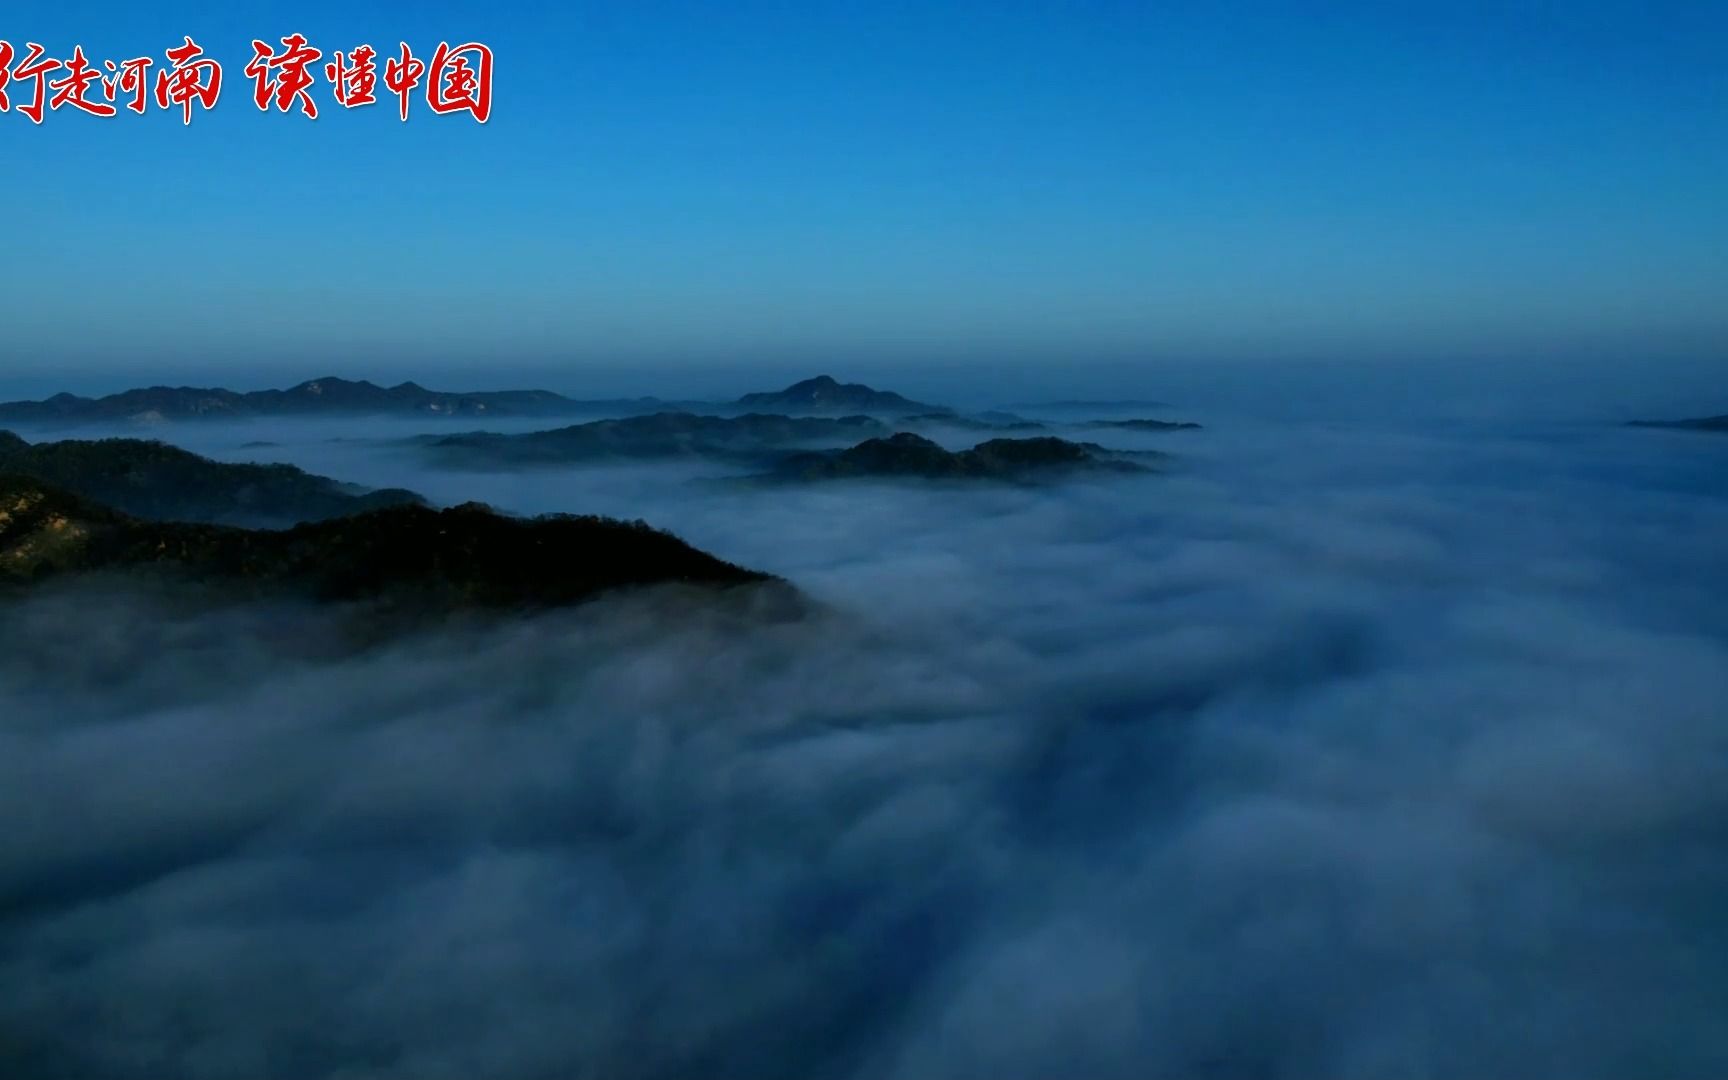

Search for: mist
xmin=3 ymin=379 xmax=1727 ymax=1078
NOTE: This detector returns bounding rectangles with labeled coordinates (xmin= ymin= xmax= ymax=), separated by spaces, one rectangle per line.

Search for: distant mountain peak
xmin=294 ymin=375 xmax=351 ymax=390
xmin=1626 ymin=414 xmax=1728 ymax=433
xmin=415 ymin=411 xmax=889 ymax=468
xmin=0 ymin=378 xmax=591 ymax=426
xmin=736 ymin=376 xmax=947 ymax=415
xmin=766 ymin=432 xmax=1156 ymax=483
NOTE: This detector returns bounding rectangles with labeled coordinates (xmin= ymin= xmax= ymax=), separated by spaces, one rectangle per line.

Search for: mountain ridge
xmin=0 ymin=430 xmax=424 ymax=527
xmin=0 ymin=475 xmax=776 ymax=613
xmin=416 ymin=411 xmax=887 ymax=468
xmin=0 ymin=377 xmax=640 ymax=426
xmin=763 ymin=432 xmax=1159 ymax=483
xmin=1626 ymin=414 xmax=1728 ymax=433
xmin=736 ymin=375 xmax=948 ymax=416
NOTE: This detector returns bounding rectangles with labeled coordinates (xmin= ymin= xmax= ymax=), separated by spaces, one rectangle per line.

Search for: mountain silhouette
xmin=1082 ymin=418 xmax=1203 ymax=431
xmin=1626 ymin=414 xmax=1728 ymax=433
xmin=764 ymin=432 xmax=1158 ymax=482
xmin=0 ymin=430 xmax=423 ymax=526
xmin=417 ymin=411 xmax=885 ymax=468
xmin=0 ymin=377 xmax=643 ymax=426
xmin=0 ymin=475 xmax=775 ymax=613
xmin=735 ymin=376 xmax=947 ymax=415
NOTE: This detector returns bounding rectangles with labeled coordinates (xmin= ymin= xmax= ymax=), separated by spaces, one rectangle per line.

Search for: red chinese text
xmin=246 ymin=33 xmax=322 ymax=118
xmin=2 ymin=38 xmax=491 ymax=123
xmin=154 ymin=36 xmax=222 ymax=124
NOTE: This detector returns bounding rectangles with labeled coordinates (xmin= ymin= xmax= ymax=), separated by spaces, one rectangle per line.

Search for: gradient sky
xmin=3 ymin=1 xmax=1726 ymax=379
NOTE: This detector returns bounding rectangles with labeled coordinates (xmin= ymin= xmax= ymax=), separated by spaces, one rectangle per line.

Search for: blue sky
xmin=3 ymin=1 xmax=1726 ymax=381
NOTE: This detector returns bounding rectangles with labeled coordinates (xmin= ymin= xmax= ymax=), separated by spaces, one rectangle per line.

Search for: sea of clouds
xmin=2 ymin=397 xmax=1726 ymax=1079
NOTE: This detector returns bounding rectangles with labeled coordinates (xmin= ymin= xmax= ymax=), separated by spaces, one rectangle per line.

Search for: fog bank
xmin=2 ymin=400 xmax=1726 ymax=1078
